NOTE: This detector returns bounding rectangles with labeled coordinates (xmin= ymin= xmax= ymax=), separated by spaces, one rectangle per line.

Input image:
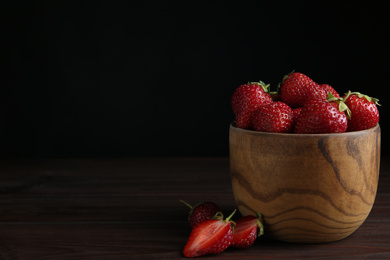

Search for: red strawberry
xmin=320 ymin=84 xmax=340 ymax=98
xmin=343 ymin=91 xmax=380 ymax=131
xmin=305 ymin=84 xmax=340 ymax=102
xmin=231 ymin=213 xmax=264 ymax=248
xmin=235 ymin=111 xmax=252 ymax=130
xmin=270 ymin=91 xmax=282 ymax=102
xmin=293 ymin=107 xmax=302 ymax=120
xmin=279 ymin=72 xmax=338 ymax=108
xmin=251 ymin=102 xmax=294 ymax=133
xmin=180 ymin=200 xmax=221 ymax=229
xmin=305 ymin=84 xmax=329 ymax=102
xmin=279 ymin=72 xmax=320 ymax=108
xmin=292 ymin=107 xmax=302 ymax=130
xmin=231 ymin=81 xmax=273 ymax=129
xmin=294 ymin=93 xmax=350 ymax=134
xmin=183 ymin=210 xmax=236 ymax=257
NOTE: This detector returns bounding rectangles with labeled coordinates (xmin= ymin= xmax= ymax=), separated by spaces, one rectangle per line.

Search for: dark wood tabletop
xmin=0 ymin=157 xmax=389 ymax=259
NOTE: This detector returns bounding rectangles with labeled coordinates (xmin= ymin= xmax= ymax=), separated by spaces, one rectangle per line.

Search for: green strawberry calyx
xmin=211 ymin=212 xmax=224 ymax=220
xmin=211 ymin=210 xmax=237 ymax=226
xmin=344 ymin=91 xmax=381 ymax=106
xmin=224 ymin=209 xmax=237 ymax=230
xmin=256 ymin=212 xmax=265 ymax=237
xmin=277 ymin=70 xmax=295 ymax=92
xmin=327 ymin=92 xmax=352 ymax=119
xmin=249 ymin=81 xmax=271 ymax=93
xmin=225 ymin=209 xmax=237 ymax=224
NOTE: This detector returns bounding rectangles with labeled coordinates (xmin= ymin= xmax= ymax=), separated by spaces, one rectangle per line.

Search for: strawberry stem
xmin=256 ymin=212 xmax=265 ymax=237
xmin=225 ymin=209 xmax=237 ymax=222
xmin=211 ymin=212 xmax=224 ymax=220
xmin=344 ymin=90 xmax=352 ymax=101
xmin=179 ymin=200 xmax=193 ymax=210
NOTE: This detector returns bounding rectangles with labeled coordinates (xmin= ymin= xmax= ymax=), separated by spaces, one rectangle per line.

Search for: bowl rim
xmin=230 ymin=122 xmax=380 ymax=137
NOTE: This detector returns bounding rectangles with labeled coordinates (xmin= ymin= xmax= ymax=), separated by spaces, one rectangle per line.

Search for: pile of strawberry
xmin=232 ymin=71 xmax=380 ymax=133
xmin=180 ymin=200 xmax=264 ymax=258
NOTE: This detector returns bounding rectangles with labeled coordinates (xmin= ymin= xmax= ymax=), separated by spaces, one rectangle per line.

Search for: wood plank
xmin=1 ymin=220 xmax=390 ymax=259
xmin=0 ymin=158 xmax=389 ymax=259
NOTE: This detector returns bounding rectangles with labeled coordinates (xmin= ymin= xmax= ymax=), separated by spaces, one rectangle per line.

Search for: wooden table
xmin=0 ymin=157 xmax=389 ymax=259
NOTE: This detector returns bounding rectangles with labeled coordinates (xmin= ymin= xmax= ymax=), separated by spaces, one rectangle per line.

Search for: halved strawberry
xmin=231 ymin=213 xmax=264 ymax=248
xmin=180 ymin=200 xmax=221 ymax=229
xmin=183 ymin=210 xmax=236 ymax=257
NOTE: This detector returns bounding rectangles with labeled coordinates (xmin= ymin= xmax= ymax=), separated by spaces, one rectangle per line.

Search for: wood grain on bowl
xmin=229 ymin=123 xmax=381 ymax=243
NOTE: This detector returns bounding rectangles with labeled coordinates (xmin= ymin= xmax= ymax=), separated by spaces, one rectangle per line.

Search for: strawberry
xmin=180 ymin=200 xmax=221 ymax=229
xmin=235 ymin=111 xmax=252 ymax=130
xmin=343 ymin=91 xmax=380 ymax=131
xmin=279 ymin=71 xmax=320 ymax=108
xmin=293 ymin=107 xmax=302 ymax=121
xmin=251 ymin=102 xmax=294 ymax=133
xmin=231 ymin=81 xmax=273 ymax=129
xmin=292 ymin=107 xmax=302 ymax=130
xmin=270 ymin=91 xmax=282 ymax=102
xmin=320 ymin=84 xmax=340 ymax=98
xmin=231 ymin=213 xmax=264 ymax=248
xmin=183 ymin=210 xmax=236 ymax=257
xmin=294 ymin=93 xmax=350 ymax=134
xmin=279 ymin=72 xmax=338 ymax=108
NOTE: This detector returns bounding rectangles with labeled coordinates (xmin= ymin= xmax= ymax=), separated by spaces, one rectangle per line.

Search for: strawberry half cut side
xmin=183 ymin=210 xmax=236 ymax=258
xmin=231 ymin=212 xmax=264 ymax=248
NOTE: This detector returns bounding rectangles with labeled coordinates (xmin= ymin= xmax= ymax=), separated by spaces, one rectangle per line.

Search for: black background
xmin=2 ymin=1 xmax=389 ymax=158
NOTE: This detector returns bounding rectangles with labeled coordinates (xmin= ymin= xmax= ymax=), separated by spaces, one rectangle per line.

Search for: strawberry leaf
xmin=349 ymin=91 xmax=381 ymax=106
xmin=327 ymin=92 xmax=351 ymax=119
xmin=326 ymin=92 xmax=339 ymax=102
xmin=277 ymin=70 xmax=295 ymax=92
xmin=249 ymin=81 xmax=271 ymax=93
xmin=339 ymin=102 xmax=351 ymax=119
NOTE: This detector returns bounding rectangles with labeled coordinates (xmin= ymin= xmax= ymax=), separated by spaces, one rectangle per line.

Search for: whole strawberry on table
xmin=231 ymin=71 xmax=380 ymax=134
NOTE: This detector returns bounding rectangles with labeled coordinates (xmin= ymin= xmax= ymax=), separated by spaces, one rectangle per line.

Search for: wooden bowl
xmin=229 ymin=123 xmax=381 ymax=243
